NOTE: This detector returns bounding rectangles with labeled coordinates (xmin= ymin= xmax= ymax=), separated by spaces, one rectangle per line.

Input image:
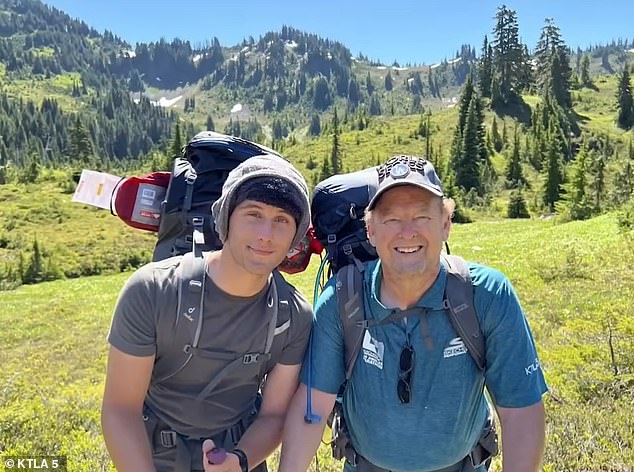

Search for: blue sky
xmin=44 ymin=0 xmax=634 ymax=65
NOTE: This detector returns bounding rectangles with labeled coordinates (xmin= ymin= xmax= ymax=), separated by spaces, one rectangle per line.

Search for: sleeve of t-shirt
xmin=278 ymin=287 xmax=314 ymax=365
xmin=107 ymin=266 xmax=158 ymax=357
xmin=299 ymin=278 xmax=346 ymax=395
xmin=473 ymin=264 xmax=548 ymax=408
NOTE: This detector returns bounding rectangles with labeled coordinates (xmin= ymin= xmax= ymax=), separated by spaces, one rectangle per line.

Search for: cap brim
xmin=367 ymin=181 xmax=444 ymax=210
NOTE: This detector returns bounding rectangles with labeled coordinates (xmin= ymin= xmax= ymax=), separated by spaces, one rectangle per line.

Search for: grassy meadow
xmin=1 ymin=210 xmax=633 ymax=471
xmin=1 ymin=59 xmax=633 ymax=470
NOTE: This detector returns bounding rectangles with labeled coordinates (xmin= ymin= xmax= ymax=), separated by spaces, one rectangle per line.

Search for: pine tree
xmin=457 ymin=95 xmax=482 ymax=192
xmin=23 ymin=238 xmax=44 ymax=284
xmin=308 ymin=114 xmax=321 ymax=136
xmin=69 ymin=116 xmax=93 ymax=165
xmin=505 ymin=127 xmax=526 ymax=188
xmin=478 ymin=36 xmax=493 ymax=97
xmin=425 ymin=112 xmax=432 ymax=160
xmin=557 ymin=146 xmax=591 ymax=220
xmin=534 ymin=18 xmax=572 ymax=109
xmin=507 ymin=190 xmax=530 ymax=218
xmin=206 ymin=115 xmax=215 ymax=131
xmin=491 ymin=5 xmax=524 ymax=103
xmin=616 ymin=64 xmax=634 ymax=129
xmin=580 ymin=55 xmax=591 ymax=86
xmin=171 ymin=122 xmax=183 ymax=156
xmin=330 ymin=108 xmax=341 ymax=174
xmin=542 ymin=125 xmax=564 ymax=211
xmin=366 ymin=72 xmax=374 ymax=96
xmin=369 ymin=95 xmax=382 ymax=115
xmin=319 ymin=156 xmax=332 ymax=181
xmin=491 ymin=116 xmax=503 ymax=152
xmin=591 ymin=152 xmax=606 ymax=211
xmin=384 ymin=71 xmax=393 ymax=91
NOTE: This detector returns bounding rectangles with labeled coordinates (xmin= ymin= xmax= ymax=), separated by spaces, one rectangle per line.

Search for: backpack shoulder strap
xmin=335 ymin=263 xmax=366 ymax=381
xmin=154 ymin=249 xmax=207 ymax=383
xmin=194 ymin=272 xmax=282 ymax=402
xmin=442 ymin=254 xmax=486 ymax=371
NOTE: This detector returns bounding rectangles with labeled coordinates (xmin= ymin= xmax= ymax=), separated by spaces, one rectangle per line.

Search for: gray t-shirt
xmin=108 ymin=255 xmax=313 ymax=438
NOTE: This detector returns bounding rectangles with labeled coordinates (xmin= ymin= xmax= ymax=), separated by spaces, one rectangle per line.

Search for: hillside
xmin=1 ymin=215 xmax=633 ymax=471
xmin=0 ymin=1 xmax=634 ymax=470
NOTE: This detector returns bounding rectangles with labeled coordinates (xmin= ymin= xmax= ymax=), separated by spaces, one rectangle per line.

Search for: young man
xmin=102 ymin=154 xmax=313 ymax=472
xmin=279 ymin=155 xmax=548 ymax=472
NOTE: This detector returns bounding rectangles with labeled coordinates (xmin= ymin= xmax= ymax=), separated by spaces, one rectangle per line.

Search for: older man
xmin=279 ymin=155 xmax=547 ymax=472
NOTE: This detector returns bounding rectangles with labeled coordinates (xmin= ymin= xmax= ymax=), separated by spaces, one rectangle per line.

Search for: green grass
xmin=0 ymin=177 xmax=156 ymax=289
xmin=1 ymin=214 xmax=633 ymax=471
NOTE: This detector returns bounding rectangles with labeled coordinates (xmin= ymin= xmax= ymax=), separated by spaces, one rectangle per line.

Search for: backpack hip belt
xmin=143 ymin=403 xmax=256 ymax=467
xmin=343 ymin=443 xmax=493 ymax=472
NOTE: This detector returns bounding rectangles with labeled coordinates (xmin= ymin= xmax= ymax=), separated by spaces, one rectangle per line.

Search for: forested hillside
xmin=0 ymin=0 xmax=633 ymax=292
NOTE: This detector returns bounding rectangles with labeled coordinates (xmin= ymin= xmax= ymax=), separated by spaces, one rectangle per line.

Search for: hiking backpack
xmin=152 ymin=131 xmax=283 ymax=261
xmin=112 ymin=131 xmax=300 ymax=391
xmin=149 ymin=131 xmax=298 ymax=386
xmin=310 ymin=165 xmax=486 ymax=371
xmin=308 ymin=163 xmax=498 ymax=468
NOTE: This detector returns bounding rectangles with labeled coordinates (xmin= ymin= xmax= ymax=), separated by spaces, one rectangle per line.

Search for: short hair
xmin=364 ymin=196 xmax=456 ymax=226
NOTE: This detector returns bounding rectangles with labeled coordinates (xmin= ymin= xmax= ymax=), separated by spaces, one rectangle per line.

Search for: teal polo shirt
xmin=301 ymin=258 xmax=548 ymax=472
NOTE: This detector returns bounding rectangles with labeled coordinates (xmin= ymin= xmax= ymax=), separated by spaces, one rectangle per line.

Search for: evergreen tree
xmin=23 ymin=238 xmax=44 ymax=284
xmin=384 ymin=71 xmax=393 ymax=91
xmin=507 ymin=190 xmax=530 ymax=218
xmin=534 ymin=18 xmax=572 ymax=109
xmin=366 ymin=72 xmax=374 ymax=95
xmin=129 ymin=69 xmax=145 ymax=93
xmin=313 ymin=76 xmax=332 ymax=111
xmin=449 ymin=77 xmax=488 ymax=194
xmin=69 ymin=116 xmax=93 ymax=165
xmin=557 ymin=146 xmax=592 ymax=220
xmin=478 ymin=36 xmax=493 ymax=97
xmin=616 ymin=64 xmax=634 ymax=129
xmin=319 ymin=156 xmax=332 ymax=181
xmin=206 ymin=115 xmax=215 ymax=131
xmin=457 ymin=95 xmax=483 ymax=192
xmin=308 ymin=114 xmax=321 ymax=136
xmin=580 ymin=55 xmax=592 ymax=86
xmin=330 ymin=108 xmax=341 ymax=174
xmin=347 ymin=77 xmax=361 ymax=108
xmin=369 ymin=95 xmax=382 ymax=116
xmin=505 ymin=127 xmax=526 ymax=188
xmin=171 ymin=122 xmax=183 ymax=156
xmin=591 ymin=152 xmax=606 ymax=211
xmin=425 ymin=112 xmax=432 ymax=162
xmin=542 ymin=125 xmax=564 ymax=211
xmin=491 ymin=5 xmax=524 ymax=103
xmin=491 ymin=116 xmax=503 ymax=152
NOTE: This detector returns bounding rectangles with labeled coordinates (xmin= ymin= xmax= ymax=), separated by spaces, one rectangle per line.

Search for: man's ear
xmin=365 ymin=216 xmax=376 ymax=247
xmin=441 ymin=213 xmax=452 ymax=242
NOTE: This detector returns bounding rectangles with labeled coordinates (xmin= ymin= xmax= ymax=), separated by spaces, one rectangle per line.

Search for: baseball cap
xmin=367 ymin=155 xmax=443 ymax=210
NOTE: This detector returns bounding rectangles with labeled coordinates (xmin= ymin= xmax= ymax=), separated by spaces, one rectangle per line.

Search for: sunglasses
xmin=397 ymin=344 xmax=415 ymax=404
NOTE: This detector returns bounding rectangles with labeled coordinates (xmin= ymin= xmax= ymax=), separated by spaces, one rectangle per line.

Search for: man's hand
xmin=202 ymin=440 xmax=242 ymax=472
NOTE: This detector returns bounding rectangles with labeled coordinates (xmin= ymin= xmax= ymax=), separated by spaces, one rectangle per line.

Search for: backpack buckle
xmin=243 ymin=353 xmax=261 ymax=364
xmin=343 ymin=244 xmax=353 ymax=256
xmin=327 ymin=234 xmax=337 ymax=244
xmin=160 ymin=430 xmax=178 ymax=448
xmin=349 ymin=203 xmax=357 ymax=219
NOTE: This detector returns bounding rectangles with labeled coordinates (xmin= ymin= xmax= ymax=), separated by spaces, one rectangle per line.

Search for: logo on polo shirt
xmin=362 ymin=331 xmax=384 ymax=370
xmin=443 ymin=337 xmax=468 ymax=359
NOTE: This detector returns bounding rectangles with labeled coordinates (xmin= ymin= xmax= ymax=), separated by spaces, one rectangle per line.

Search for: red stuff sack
xmin=111 ymin=172 xmax=171 ymax=232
